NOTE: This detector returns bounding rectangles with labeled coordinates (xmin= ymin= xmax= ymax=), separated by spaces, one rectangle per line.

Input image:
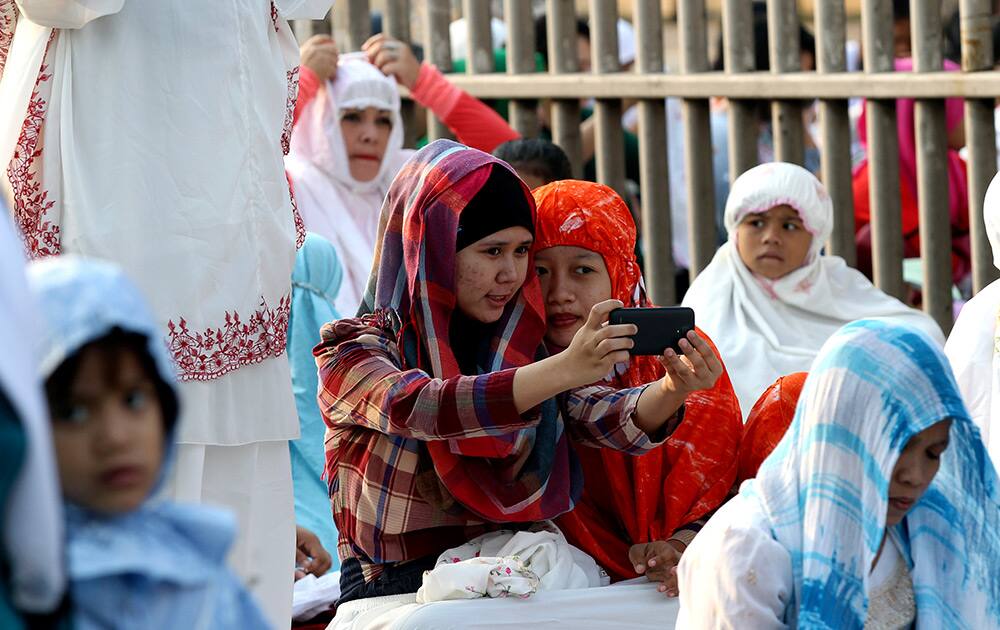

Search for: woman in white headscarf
xmin=945 ymin=171 xmax=1000 ymax=466
xmin=682 ymin=162 xmax=943 ymax=418
xmin=286 ymin=39 xmax=518 ymax=316
xmin=678 ymin=319 xmax=1000 ymax=628
xmin=286 ymin=52 xmax=409 ymax=316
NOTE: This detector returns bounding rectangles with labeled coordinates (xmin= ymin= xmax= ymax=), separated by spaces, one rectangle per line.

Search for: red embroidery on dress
xmin=166 ymin=295 xmax=291 ymax=382
xmin=0 ymin=0 xmax=17 ymax=81
xmin=270 ymin=1 xmax=280 ymax=32
xmin=282 ymin=66 xmax=299 ymax=156
xmin=289 ymin=180 xmax=305 ymax=249
xmin=7 ymin=33 xmax=59 ymax=259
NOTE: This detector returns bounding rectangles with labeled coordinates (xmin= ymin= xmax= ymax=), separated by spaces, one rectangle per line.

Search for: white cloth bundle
xmin=415 ymin=525 xmax=605 ymax=604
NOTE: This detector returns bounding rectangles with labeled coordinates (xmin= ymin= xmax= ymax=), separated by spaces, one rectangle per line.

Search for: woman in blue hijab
xmin=288 ymin=233 xmax=343 ymax=560
xmin=677 ymin=319 xmax=1000 ymax=629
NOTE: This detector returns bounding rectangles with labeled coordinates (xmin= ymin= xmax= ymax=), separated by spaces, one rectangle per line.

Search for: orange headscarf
xmin=737 ymin=372 xmax=808 ymax=485
xmin=534 ymin=180 xmax=744 ymax=581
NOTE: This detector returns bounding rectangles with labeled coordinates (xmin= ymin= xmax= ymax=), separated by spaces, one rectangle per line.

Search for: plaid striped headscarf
xmin=358 ymin=139 xmax=582 ymax=523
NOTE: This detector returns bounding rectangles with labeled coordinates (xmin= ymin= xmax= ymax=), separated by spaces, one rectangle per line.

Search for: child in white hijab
xmin=682 ymin=162 xmax=943 ymax=418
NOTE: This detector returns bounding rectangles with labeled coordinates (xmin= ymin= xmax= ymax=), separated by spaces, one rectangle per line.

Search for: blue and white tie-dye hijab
xmin=744 ymin=319 xmax=1000 ymax=629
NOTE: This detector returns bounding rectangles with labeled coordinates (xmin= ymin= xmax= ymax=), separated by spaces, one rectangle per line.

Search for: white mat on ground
xmin=328 ymin=526 xmax=677 ymax=629
xmin=327 ymin=580 xmax=677 ymax=629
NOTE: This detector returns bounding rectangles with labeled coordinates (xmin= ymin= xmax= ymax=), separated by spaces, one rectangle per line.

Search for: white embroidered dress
xmin=0 ymin=0 xmax=330 ymax=446
xmin=0 ymin=2 xmax=331 ymax=625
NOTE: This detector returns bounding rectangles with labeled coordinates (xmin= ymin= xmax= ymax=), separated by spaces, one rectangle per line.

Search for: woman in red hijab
xmin=533 ymin=180 xmax=743 ymax=598
xmin=736 ymin=372 xmax=807 ymax=485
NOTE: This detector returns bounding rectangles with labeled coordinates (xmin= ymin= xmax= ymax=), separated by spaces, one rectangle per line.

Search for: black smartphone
xmin=608 ymin=307 xmax=695 ymax=356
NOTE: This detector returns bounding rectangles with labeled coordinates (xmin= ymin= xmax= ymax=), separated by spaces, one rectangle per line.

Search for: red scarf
xmin=736 ymin=372 xmax=807 ymax=486
xmin=532 ymin=180 xmax=744 ymax=580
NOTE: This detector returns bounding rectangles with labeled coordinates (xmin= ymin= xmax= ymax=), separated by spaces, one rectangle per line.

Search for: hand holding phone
xmin=608 ymin=307 xmax=695 ymax=356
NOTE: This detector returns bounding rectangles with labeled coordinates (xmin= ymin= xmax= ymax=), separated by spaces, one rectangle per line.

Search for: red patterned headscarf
xmin=737 ymin=372 xmax=808 ymax=485
xmin=533 ymin=180 xmax=743 ymax=580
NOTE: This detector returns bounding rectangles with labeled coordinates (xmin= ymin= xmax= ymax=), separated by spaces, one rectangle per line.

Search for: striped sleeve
xmin=316 ymin=320 xmax=539 ymax=441
xmin=562 ymin=384 xmax=668 ymax=454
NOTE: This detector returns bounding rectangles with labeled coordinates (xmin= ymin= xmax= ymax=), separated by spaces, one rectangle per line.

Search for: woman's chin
xmin=348 ymin=163 xmax=381 ymax=182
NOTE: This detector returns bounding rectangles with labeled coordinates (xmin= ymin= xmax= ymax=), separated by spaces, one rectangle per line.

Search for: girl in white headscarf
xmin=682 ymin=162 xmax=943 ymax=418
xmin=286 ymin=38 xmax=519 ymax=316
xmin=945 ymin=171 xmax=1000 ymax=466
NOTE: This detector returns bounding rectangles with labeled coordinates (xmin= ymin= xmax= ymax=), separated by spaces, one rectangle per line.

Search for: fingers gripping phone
xmin=608 ymin=307 xmax=695 ymax=356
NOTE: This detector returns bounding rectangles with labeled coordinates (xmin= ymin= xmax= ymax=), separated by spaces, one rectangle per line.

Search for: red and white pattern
xmin=0 ymin=0 xmax=17 ymax=81
xmin=289 ymin=180 xmax=306 ymax=249
xmin=281 ymin=66 xmax=299 ymax=156
xmin=166 ymin=294 xmax=291 ymax=382
xmin=7 ymin=34 xmax=59 ymax=259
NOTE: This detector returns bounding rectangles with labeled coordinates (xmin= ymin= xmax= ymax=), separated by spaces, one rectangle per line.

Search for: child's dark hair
xmin=44 ymin=328 xmax=178 ymax=429
xmin=493 ymin=139 xmax=573 ymax=186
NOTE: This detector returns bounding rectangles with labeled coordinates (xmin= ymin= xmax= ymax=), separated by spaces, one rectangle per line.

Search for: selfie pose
xmin=316 ymin=141 xmax=720 ymax=619
xmin=682 ymin=162 xmax=943 ymax=417
xmin=678 ymin=319 xmax=1000 ymax=628
xmin=531 ymin=180 xmax=742 ymax=596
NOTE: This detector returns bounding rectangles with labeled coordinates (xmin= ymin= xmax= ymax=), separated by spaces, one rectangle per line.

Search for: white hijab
xmin=0 ymin=209 xmax=65 ymax=613
xmin=682 ymin=162 xmax=944 ymax=418
xmin=285 ymin=53 xmax=412 ymax=316
xmin=945 ymin=171 xmax=1000 ymax=464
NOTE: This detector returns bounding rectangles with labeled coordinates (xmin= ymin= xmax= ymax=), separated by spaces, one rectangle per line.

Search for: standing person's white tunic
xmin=681 ymin=162 xmax=943 ymax=418
xmin=0 ymin=1 xmax=331 ymax=626
xmin=946 ymin=172 xmax=1000 ymax=465
xmin=285 ymin=54 xmax=412 ymax=316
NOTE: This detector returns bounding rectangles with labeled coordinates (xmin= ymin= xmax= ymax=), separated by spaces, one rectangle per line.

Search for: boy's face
xmin=50 ymin=345 xmax=164 ymax=515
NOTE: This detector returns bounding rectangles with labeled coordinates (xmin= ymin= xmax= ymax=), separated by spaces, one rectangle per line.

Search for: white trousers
xmin=173 ymin=441 xmax=295 ymax=629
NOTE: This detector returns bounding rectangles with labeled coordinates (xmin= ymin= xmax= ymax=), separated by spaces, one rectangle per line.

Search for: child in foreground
xmin=28 ymin=256 xmax=270 ymax=630
xmin=678 ymin=319 xmax=1000 ymax=628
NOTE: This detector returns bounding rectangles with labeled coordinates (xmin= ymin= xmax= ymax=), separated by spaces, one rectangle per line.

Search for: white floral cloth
xmin=415 ymin=524 xmax=605 ymax=604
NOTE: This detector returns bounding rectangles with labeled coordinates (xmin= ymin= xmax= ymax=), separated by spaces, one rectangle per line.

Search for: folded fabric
xmin=291 ymin=571 xmax=341 ymax=622
xmin=416 ymin=525 xmax=605 ymax=604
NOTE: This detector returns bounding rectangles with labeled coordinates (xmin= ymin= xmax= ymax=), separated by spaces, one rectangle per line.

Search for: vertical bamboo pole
xmin=961 ymin=0 xmax=1000 ymax=293
xmin=505 ymin=0 xmax=539 ymax=137
xmin=722 ymin=0 xmax=758 ymax=182
xmin=766 ymin=0 xmax=805 ymax=166
xmin=634 ymin=0 xmax=675 ymax=304
xmin=384 ymin=0 xmax=418 ymax=148
xmin=463 ymin=0 xmax=493 ymax=74
xmin=815 ymin=0 xmax=856 ymax=265
xmin=423 ymin=0 xmax=453 ymax=141
xmin=862 ymin=0 xmax=904 ymax=299
xmin=911 ymin=0 xmax=953 ymax=332
xmin=678 ymin=0 xmax=717 ymax=277
xmin=589 ymin=0 xmax=626 ymax=200
xmin=547 ymin=0 xmax=583 ymax=177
